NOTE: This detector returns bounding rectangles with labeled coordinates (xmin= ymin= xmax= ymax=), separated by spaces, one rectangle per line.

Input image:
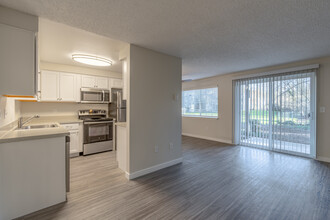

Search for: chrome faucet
xmin=18 ymin=115 xmax=40 ymax=129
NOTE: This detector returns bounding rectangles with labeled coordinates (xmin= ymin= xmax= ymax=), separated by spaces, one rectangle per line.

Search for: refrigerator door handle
xmin=117 ymin=91 xmax=122 ymax=109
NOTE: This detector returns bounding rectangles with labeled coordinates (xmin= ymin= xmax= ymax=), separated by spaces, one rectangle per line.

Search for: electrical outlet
xmin=154 ymin=145 xmax=159 ymax=153
xmin=169 ymin=143 xmax=174 ymax=150
xmin=320 ymin=106 xmax=326 ymax=113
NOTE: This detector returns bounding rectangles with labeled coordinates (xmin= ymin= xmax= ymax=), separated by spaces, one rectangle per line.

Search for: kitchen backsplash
xmin=0 ymin=96 xmax=20 ymax=128
xmin=20 ymin=102 xmax=108 ymax=117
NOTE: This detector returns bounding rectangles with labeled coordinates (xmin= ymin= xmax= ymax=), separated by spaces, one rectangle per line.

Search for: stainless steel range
xmin=79 ymin=109 xmax=113 ymax=155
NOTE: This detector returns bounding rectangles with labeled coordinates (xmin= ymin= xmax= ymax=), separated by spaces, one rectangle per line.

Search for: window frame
xmin=182 ymin=87 xmax=219 ymax=119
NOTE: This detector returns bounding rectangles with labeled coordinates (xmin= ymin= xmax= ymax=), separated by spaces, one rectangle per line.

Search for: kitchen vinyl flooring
xmin=18 ymin=136 xmax=330 ymax=220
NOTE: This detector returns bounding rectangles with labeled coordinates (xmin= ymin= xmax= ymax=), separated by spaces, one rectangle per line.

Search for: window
xmin=182 ymin=87 xmax=218 ymax=117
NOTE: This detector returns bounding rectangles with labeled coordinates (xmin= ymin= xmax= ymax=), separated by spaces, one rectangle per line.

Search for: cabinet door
xmin=81 ymin=75 xmax=96 ymax=88
xmin=0 ymin=23 xmax=36 ymax=95
xmin=59 ymin=73 xmax=76 ymax=102
xmin=41 ymin=71 xmax=59 ymax=101
xmin=95 ymin=76 xmax=108 ymax=89
xmin=70 ymin=131 xmax=80 ymax=155
xmin=112 ymin=79 xmax=123 ymax=88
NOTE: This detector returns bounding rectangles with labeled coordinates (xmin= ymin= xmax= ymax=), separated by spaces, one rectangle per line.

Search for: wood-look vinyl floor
xmin=18 ymin=136 xmax=330 ymax=220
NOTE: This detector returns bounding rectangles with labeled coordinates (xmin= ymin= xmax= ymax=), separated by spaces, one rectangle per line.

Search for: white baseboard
xmin=125 ymin=157 xmax=183 ymax=180
xmin=182 ymin=133 xmax=233 ymax=144
xmin=317 ymin=156 xmax=330 ymax=163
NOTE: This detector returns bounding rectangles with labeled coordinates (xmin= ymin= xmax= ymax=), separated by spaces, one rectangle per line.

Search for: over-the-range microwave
xmin=80 ymin=88 xmax=110 ymax=104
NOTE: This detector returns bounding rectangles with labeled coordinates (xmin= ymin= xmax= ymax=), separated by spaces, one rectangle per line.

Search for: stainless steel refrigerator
xmin=109 ymin=88 xmax=126 ymax=122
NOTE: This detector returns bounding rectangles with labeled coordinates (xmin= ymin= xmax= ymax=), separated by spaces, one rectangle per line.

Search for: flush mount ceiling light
xmin=72 ymin=54 xmax=112 ymax=66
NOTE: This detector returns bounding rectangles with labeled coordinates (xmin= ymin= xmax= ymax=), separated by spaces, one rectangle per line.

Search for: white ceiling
xmin=39 ymin=18 xmax=127 ymax=73
xmin=1 ymin=0 xmax=330 ymax=80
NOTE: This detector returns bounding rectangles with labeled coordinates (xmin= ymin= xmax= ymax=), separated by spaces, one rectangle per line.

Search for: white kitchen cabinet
xmin=81 ymin=75 xmax=96 ymax=88
xmin=81 ymin=75 xmax=108 ymax=89
xmin=112 ymin=79 xmax=123 ymax=88
xmin=109 ymin=78 xmax=123 ymax=92
xmin=41 ymin=71 xmax=77 ymax=102
xmin=41 ymin=71 xmax=59 ymax=101
xmin=59 ymin=73 xmax=76 ymax=102
xmin=96 ymin=76 xmax=109 ymax=89
xmin=61 ymin=123 xmax=82 ymax=157
xmin=69 ymin=131 xmax=79 ymax=155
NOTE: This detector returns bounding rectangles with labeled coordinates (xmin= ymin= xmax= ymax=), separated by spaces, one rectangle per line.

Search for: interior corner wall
xmin=182 ymin=56 xmax=330 ymax=160
xmin=128 ymin=45 xmax=182 ymax=173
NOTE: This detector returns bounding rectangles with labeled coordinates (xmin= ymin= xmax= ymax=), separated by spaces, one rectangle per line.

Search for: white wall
xmin=0 ymin=96 xmax=20 ymax=128
xmin=20 ymin=102 xmax=107 ymax=117
xmin=128 ymin=45 xmax=182 ymax=174
xmin=182 ymin=56 xmax=330 ymax=161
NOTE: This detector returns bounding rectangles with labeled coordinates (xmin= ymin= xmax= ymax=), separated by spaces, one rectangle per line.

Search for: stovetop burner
xmin=83 ymin=117 xmax=113 ymax=122
xmin=78 ymin=109 xmax=113 ymax=122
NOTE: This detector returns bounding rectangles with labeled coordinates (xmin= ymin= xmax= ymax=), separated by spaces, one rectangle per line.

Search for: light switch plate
xmin=320 ymin=106 xmax=326 ymax=113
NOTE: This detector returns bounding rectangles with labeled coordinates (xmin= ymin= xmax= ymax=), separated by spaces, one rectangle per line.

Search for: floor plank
xmin=18 ymin=136 xmax=330 ymax=220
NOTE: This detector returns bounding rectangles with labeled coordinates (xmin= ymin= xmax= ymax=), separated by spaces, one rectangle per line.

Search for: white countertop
xmin=0 ymin=115 xmax=82 ymax=144
xmin=0 ymin=127 xmax=69 ymax=144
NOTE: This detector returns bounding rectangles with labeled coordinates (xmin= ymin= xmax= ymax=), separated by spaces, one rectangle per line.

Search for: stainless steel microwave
xmin=80 ymin=88 xmax=110 ymax=104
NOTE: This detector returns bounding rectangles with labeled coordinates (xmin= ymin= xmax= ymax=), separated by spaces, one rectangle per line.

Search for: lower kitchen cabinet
xmin=0 ymin=136 xmax=67 ymax=220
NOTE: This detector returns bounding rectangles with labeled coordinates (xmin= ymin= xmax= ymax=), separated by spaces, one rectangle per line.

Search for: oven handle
xmin=84 ymin=121 xmax=113 ymax=125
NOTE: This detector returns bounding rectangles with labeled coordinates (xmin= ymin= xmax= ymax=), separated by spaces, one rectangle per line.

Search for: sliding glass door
xmin=234 ymin=70 xmax=316 ymax=158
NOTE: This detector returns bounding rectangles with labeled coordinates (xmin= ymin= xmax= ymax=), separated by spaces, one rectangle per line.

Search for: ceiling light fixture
xmin=72 ymin=54 xmax=112 ymax=66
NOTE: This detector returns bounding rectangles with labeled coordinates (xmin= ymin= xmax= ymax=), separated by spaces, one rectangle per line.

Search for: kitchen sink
xmin=17 ymin=124 xmax=59 ymax=130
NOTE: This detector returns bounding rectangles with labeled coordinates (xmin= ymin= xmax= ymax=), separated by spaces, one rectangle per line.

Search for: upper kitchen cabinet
xmin=41 ymin=70 xmax=58 ymax=101
xmin=81 ymin=75 xmax=108 ymax=89
xmin=0 ymin=6 xmax=38 ymax=96
xmin=81 ymin=75 xmax=95 ymax=88
xmin=95 ymin=76 xmax=109 ymax=89
xmin=41 ymin=70 xmax=77 ymax=102
xmin=109 ymin=78 xmax=123 ymax=89
xmin=59 ymin=73 xmax=77 ymax=101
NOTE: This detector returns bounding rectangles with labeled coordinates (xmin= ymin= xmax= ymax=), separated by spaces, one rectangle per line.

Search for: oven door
xmin=80 ymin=88 xmax=104 ymax=103
xmin=84 ymin=121 xmax=113 ymax=144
